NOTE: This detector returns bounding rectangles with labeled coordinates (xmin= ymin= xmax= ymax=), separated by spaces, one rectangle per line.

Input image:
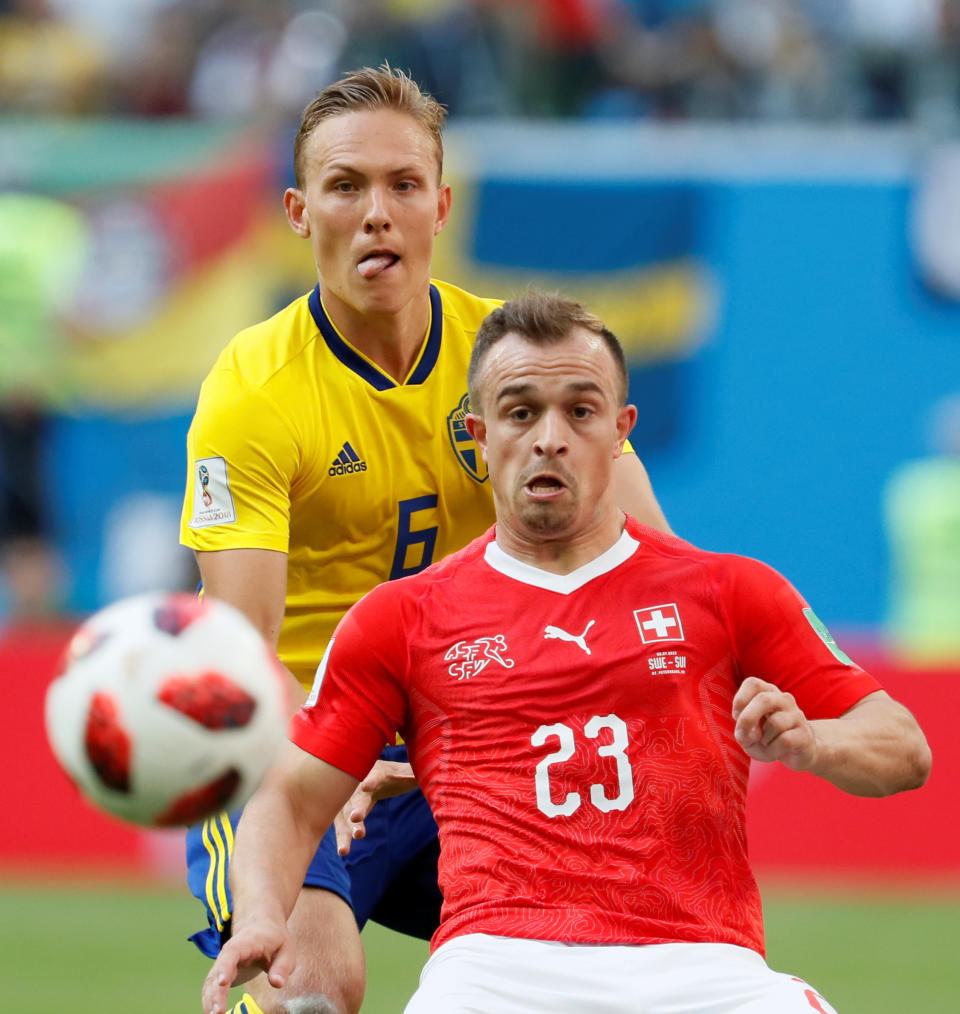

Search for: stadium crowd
xmin=2 ymin=0 xmax=960 ymax=127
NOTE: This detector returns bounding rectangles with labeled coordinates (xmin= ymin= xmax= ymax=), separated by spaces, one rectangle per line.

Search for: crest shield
xmin=447 ymin=393 xmax=488 ymax=483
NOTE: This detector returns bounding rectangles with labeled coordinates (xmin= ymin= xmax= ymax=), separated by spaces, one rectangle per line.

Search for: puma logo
xmin=543 ymin=620 xmax=596 ymax=655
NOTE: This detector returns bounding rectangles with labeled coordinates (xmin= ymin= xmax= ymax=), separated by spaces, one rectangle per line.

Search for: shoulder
xmin=432 ymin=278 xmax=502 ymax=339
xmin=625 ymin=515 xmax=788 ymax=595
xmin=625 ymin=516 xmax=722 ymax=576
xmin=626 ymin=516 xmax=699 ymax=555
xmin=204 ymin=289 xmax=319 ymax=392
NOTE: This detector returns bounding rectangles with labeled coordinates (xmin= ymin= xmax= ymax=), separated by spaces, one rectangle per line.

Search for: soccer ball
xmin=45 ymin=591 xmax=290 ymax=828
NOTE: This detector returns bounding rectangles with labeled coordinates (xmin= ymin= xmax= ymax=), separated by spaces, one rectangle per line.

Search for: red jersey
xmin=290 ymin=518 xmax=880 ymax=954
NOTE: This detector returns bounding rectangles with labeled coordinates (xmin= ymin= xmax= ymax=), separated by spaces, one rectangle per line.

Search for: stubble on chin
xmin=517 ymin=497 xmax=577 ymax=536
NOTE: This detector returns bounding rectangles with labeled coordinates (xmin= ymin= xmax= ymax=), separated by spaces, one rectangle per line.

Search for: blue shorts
xmin=185 ymin=745 xmax=441 ymax=958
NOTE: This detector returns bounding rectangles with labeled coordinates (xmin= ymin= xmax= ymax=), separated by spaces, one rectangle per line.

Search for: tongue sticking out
xmin=358 ymin=254 xmax=397 ymax=279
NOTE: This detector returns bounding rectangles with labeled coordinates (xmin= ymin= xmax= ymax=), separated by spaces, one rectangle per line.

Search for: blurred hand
xmin=334 ymin=758 xmax=418 ymax=855
xmin=202 ymin=920 xmax=294 ymax=1014
xmin=732 ymin=676 xmax=817 ymax=772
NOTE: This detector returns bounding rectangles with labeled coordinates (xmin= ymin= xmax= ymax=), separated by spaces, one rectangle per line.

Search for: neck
xmin=494 ymin=507 xmax=627 ymax=575
xmin=321 ymin=286 xmax=432 ymax=383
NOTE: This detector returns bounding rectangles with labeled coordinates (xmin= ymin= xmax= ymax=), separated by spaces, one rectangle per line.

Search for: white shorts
xmin=404 ymin=934 xmax=838 ymax=1014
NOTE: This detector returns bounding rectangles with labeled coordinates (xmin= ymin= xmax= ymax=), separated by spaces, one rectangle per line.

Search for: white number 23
xmin=531 ymin=714 xmax=635 ymax=818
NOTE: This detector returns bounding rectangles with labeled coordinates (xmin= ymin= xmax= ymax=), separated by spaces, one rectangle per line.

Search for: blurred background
xmin=1 ymin=1 xmax=958 ymax=1011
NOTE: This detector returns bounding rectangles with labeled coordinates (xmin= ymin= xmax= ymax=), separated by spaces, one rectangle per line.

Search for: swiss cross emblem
xmin=634 ymin=603 xmax=684 ymax=644
xmin=445 ymin=635 xmax=515 ymax=680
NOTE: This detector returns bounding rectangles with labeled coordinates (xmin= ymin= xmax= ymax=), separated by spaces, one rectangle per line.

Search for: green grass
xmin=0 ymin=877 xmax=425 ymax=1014
xmin=0 ymin=878 xmax=956 ymax=1013
xmin=763 ymin=887 xmax=959 ymax=1013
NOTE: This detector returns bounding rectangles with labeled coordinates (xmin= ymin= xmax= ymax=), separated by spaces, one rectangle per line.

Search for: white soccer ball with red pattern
xmin=44 ymin=591 xmax=290 ymax=828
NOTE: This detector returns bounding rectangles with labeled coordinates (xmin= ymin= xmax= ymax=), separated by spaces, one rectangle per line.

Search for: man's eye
xmin=396 ymin=181 xmax=416 ymax=192
xmin=510 ymin=408 xmax=531 ymax=421
xmin=572 ymin=406 xmax=593 ymax=419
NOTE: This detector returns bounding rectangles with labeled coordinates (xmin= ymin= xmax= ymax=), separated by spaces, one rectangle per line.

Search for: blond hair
xmin=293 ymin=65 xmax=446 ymax=188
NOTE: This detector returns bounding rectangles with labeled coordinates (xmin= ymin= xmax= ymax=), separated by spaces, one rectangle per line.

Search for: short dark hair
xmin=293 ymin=65 xmax=446 ymax=189
xmin=468 ymin=290 xmax=629 ymax=412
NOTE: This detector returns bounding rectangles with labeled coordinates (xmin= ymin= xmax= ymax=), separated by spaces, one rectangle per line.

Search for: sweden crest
xmin=447 ymin=393 xmax=488 ymax=483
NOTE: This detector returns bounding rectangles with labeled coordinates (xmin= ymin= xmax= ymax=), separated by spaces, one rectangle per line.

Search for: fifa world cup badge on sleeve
xmin=189 ymin=456 xmax=237 ymax=528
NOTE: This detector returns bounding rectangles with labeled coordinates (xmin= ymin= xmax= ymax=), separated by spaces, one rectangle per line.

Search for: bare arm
xmin=733 ymin=679 xmax=931 ymax=797
xmin=197 ymin=548 xmax=288 ymax=649
xmin=613 ymin=452 xmax=672 ymax=534
xmin=201 ymin=742 xmax=358 ymax=1014
xmin=197 ymin=547 xmax=305 ymax=706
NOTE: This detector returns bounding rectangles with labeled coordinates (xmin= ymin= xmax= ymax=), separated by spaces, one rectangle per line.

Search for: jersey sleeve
xmin=180 ymin=367 xmax=299 ymax=553
xmin=718 ymin=555 xmax=881 ymax=719
xmin=289 ymin=584 xmax=411 ymax=781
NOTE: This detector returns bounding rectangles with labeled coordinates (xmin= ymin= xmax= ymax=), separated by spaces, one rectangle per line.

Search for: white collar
xmin=483 ymin=529 xmax=640 ymax=595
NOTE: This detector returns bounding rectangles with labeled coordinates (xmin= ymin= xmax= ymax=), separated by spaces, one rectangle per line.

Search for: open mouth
xmin=357 ymin=252 xmax=400 ymax=279
xmin=525 ymin=475 xmax=566 ymax=497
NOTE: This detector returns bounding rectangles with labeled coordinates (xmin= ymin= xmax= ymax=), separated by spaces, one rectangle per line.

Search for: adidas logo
xmin=329 ymin=441 xmax=368 ymax=476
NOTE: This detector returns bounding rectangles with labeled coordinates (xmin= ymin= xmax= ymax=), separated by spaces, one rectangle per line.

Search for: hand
xmin=201 ymin=921 xmax=295 ymax=1014
xmin=334 ymin=758 xmax=418 ymax=856
xmin=732 ymin=676 xmax=818 ymax=772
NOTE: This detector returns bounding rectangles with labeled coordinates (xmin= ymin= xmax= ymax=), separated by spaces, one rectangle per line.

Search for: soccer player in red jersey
xmin=203 ymin=291 xmax=931 ymax=1014
xmin=182 ymin=67 xmax=669 ymax=1014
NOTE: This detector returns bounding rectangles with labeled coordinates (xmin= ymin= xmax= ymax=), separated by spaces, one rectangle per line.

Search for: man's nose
xmin=533 ymin=411 xmax=569 ymax=456
xmin=363 ymin=186 xmax=392 ymax=233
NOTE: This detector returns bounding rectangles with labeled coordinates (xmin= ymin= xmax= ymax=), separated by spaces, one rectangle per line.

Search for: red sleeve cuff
xmin=288 ymin=711 xmax=381 ymax=782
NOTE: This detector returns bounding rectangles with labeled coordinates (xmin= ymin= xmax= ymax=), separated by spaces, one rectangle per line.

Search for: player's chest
xmin=412 ymin=582 xmax=734 ymax=723
xmin=308 ymin=375 xmax=487 ymax=497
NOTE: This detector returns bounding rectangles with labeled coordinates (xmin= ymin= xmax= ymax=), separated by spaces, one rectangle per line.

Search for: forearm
xmin=805 ymin=692 xmax=932 ymax=797
xmin=203 ymin=746 xmax=360 ymax=1014
xmin=734 ymin=681 xmax=931 ymax=797
xmin=230 ymin=744 xmax=358 ymax=933
xmin=230 ymin=785 xmax=319 ymax=933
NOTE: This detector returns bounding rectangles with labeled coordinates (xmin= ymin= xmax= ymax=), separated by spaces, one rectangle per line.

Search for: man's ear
xmin=465 ymin=413 xmax=488 ymax=461
xmin=615 ymin=404 xmax=638 ymax=456
xmin=283 ymin=188 xmax=310 ymax=237
xmin=435 ymin=183 xmax=452 ymax=236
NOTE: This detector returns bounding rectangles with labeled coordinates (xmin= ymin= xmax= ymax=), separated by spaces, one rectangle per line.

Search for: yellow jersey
xmin=181 ymin=279 xmax=500 ymax=688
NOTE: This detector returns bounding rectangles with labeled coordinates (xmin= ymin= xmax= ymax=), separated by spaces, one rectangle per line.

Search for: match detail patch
xmin=188 ymin=456 xmax=237 ymax=528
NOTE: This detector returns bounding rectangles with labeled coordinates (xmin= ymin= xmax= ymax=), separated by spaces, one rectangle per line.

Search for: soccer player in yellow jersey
xmin=180 ymin=66 xmax=671 ymax=1014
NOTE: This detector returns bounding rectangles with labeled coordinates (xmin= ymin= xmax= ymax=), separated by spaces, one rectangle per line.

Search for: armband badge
xmin=188 ymin=456 xmax=237 ymax=528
